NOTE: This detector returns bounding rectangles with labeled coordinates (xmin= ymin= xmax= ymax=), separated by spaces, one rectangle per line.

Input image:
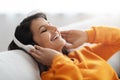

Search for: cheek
xmin=36 ymin=34 xmax=51 ymax=46
xmin=41 ymin=36 xmax=49 ymax=42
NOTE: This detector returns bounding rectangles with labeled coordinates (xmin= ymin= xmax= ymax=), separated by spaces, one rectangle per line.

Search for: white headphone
xmin=13 ymin=36 xmax=35 ymax=53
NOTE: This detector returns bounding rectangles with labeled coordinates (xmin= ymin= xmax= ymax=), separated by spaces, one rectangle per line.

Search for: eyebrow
xmin=39 ymin=25 xmax=46 ymax=30
xmin=38 ymin=22 xmax=50 ymax=30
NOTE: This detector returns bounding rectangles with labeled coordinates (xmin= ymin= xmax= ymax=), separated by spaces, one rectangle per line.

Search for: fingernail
xmin=30 ymin=49 xmax=35 ymax=52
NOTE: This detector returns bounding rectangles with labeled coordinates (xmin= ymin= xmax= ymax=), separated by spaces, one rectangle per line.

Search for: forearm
xmin=86 ymin=26 xmax=120 ymax=60
xmin=86 ymin=26 xmax=120 ymax=45
xmin=41 ymin=55 xmax=82 ymax=80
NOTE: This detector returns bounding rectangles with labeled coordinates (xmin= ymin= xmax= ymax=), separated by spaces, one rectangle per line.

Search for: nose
xmin=48 ymin=25 xmax=58 ymax=33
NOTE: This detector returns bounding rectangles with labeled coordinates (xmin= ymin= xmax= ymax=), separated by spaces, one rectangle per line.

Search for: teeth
xmin=52 ymin=34 xmax=59 ymax=41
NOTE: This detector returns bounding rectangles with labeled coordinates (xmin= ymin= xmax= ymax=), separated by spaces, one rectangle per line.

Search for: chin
xmin=59 ymin=41 xmax=66 ymax=50
xmin=54 ymin=42 xmax=65 ymax=52
xmin=60 ymin=39 xmax=66 ymax=47
xmin=61 ymin=38 xmax=66 ymax=44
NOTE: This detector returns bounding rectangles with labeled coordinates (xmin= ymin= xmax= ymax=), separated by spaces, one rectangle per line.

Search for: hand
xmin=30 ymin=45 xmax=62 ymax=66
xmin=61 ymin=30 xmax=88 ymax=49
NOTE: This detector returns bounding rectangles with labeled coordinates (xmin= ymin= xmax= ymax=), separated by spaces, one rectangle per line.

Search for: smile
xmin=51 ymin=33 xmax=60 ymax=41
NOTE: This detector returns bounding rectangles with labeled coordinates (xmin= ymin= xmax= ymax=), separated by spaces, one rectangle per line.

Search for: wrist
xmin=86 ymin=28 xmax=95 ymax=43
xmin=83 ymin=31 xmax=88 ymax=43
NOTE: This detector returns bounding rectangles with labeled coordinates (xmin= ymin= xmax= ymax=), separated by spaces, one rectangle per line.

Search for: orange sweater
xmin=41 ymin=26 xmax=120 ymax=80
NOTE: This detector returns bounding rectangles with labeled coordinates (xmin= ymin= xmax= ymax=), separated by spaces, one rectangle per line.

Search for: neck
xmin=56 ymin=47 xmax=69 ymax=55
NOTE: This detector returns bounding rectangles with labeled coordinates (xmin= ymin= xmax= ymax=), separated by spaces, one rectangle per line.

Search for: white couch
xmin=0 ymin=13 xmax=120 ymax=79
xmin=0 ymin=50 xmax=41 ymax=80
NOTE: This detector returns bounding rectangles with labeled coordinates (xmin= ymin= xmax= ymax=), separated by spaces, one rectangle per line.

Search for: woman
xmin=8 ymin=12 xmax=68 ymax=73
xmin=8 ymin=12 xmax=120 ymax=80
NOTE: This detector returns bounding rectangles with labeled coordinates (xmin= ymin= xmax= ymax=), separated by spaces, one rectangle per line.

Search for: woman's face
xmin=30 ymin=18 xmax=66 ymax=52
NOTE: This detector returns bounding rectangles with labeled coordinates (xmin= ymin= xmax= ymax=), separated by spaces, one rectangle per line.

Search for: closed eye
xmin=40 ymin=27 xmax=47 ymax=33
xmin=41 ymin=29 xmax=47 ymax=33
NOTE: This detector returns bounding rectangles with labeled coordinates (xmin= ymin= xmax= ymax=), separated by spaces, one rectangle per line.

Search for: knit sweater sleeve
xmin=41 ymin=55 xmax=83 ymax=80
xmin=86 ymin=26 xmax=120 ymax=60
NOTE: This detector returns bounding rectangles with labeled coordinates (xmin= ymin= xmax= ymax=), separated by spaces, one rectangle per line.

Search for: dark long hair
xmin=8 ymin=12 xmax=47 ymax=50
xmin=8 ymin=12 xmax=68 ymax=74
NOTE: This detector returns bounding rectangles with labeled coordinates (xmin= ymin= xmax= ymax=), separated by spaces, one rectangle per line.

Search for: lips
xmin=51 ymin=33 xmax=60 ymax=41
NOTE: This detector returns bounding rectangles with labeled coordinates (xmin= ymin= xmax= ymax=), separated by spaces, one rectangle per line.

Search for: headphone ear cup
xmin=13 ymin=36 xmax=35 ymax=53
xmin=24 ymin=45 xmax=35 ymax=53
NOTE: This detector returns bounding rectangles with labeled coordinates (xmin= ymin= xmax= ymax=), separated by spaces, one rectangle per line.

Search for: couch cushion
xmin=0 ymin=50 xmax=41 ymax=80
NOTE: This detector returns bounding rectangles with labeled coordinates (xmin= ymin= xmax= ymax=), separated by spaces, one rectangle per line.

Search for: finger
xmin=30 ymin=50 xmax=42 ymax=58
xmin=34 ymin=45 xmax=44 ymax=51
xmin=34 ymin=45 xmax=40 ymax=49
xmin=61 ymin=35 xmax=67 ymax=40
xmin=35 ymin=58 xmax=42 ymax=63
xmin=30 ymin=48 xmax=35 ymax=53
xmin=30 ymin=50 xmax=41 ymax=59
xmin=61 ymin=31 xmax=69 ymax=37
xmin=62 ymin=37 xmax=74 ymax=43
xmin=61 ymin=31 xmax=72 ymax=38
xmin=61 ymin=33 xmax=70 ymax=41
xmin=61 ymin=33 xmax=66 ymax=37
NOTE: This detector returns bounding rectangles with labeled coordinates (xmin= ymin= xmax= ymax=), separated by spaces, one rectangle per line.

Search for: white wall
xmin=0 ymin=0 xmax=120 ymax=14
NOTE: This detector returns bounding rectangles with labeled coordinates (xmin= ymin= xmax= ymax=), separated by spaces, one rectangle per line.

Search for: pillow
xmin=0 ymin=50 xmax=41 ymax=80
